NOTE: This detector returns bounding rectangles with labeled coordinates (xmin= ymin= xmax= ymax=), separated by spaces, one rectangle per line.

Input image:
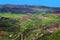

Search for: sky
xmin=0 ymin=0 xmax=60 ymax=7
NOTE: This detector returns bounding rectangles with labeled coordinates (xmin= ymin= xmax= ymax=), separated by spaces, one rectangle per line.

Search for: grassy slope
xmin=0 ymin=13 xmax=60 ymax=40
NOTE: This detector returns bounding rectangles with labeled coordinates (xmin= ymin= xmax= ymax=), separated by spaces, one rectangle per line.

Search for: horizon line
xmin=0 ymin=4 xmax=60 ymax=7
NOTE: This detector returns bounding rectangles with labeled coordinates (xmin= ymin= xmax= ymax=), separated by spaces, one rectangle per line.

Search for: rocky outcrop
xmin=42 ymin=21 xmax=60 ymax=34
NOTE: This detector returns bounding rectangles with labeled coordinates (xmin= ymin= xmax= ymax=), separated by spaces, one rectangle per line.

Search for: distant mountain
xmin=0 ymin=4 xmax=60 ymax=14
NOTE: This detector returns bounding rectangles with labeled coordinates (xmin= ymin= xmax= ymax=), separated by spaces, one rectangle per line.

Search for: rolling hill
xmin=0 ymin=4 xmax=60 ymax=14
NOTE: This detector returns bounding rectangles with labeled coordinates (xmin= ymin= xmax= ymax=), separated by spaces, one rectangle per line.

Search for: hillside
xmin=0 ymin=4 xmax=60 ymax=40
xmin=0 ymin=13 xmax=60 ymax=40
xmin=0 ymin=4 xmax=60 ymax=14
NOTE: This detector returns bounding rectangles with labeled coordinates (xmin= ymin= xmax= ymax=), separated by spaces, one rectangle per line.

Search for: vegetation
xmin=0 ymin=13 xmax=60 ymax=40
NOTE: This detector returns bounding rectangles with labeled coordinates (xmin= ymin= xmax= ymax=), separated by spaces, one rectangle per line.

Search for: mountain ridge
xmin=0 ymin=4 xmax=60 ymax=14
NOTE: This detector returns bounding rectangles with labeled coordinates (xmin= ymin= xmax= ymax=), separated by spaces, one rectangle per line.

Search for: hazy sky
xmin=0 ymin=0 xmax=60 ymax=7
